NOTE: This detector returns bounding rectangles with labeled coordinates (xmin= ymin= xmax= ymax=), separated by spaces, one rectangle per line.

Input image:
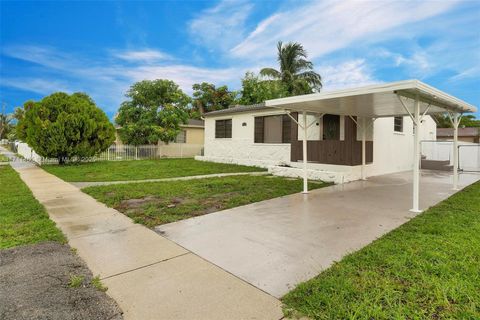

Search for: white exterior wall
xmin=201 ymin=109 xmax=292 ymax=168
xmin=198 ymin=110 xmax=437 ymax=183
xmin=364 ymin=115 xmax=436 ymax=177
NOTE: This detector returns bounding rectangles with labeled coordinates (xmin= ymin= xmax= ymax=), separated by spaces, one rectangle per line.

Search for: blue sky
xmin=1 ymin=0 xmax=479 ymax=119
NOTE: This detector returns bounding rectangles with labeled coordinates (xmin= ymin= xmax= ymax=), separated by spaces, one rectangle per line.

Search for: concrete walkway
xmin=157 ymin=170 xmax=480 ymax=298
xmin=71 ymin=171 xmax=268 ymax=188
xmin=1 ymin=151 xmax=283 ymax=319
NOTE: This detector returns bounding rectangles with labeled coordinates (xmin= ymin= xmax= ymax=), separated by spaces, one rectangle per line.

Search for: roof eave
xmin=265 ymin=80 xmax=477 ymax=116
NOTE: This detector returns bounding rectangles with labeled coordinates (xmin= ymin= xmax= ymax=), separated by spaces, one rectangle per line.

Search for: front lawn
xmin=42 ymin=158 xmax=265 ymax=182
xmin=283 ymin=181 xmax=480 ymax=319
xmin=0 ymin=165 xmax=65 ymax=249
xmin=84 ymin=175 xmax=328 ymax=227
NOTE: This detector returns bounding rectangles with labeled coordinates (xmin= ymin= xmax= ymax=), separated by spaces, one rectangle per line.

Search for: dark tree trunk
xmin=196 ymin=100 xmax=205 ymax=115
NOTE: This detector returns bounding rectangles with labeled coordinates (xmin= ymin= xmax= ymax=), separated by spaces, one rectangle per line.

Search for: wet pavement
xmin=157 ymin=170 xmax=480 ymax=298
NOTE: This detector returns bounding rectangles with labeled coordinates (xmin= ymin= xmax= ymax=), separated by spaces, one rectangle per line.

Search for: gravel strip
xmin=0 ymin=242 xmax=123 ymax=320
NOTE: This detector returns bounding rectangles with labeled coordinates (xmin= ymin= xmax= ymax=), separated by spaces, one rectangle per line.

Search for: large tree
xmin=260 ymin=41 xmax=322 ymax=95
xmin=237 ymin=72 xmax=289 ymax=105
xmin=116 ymin=79 xmax=191 ymax=145
xmin=192 ymin=82 xmax=236 ymax=115
xmin=17 ymin=92 xmax=115 ymax=164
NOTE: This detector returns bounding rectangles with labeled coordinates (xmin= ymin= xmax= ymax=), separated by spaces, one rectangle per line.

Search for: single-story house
xmin=437 ymin=127 xmax=479 ymax=143
xmin=196 ymin=80 xmax=476 ymax=212
xmin=198 ymin=94 xmax=436 ymax=184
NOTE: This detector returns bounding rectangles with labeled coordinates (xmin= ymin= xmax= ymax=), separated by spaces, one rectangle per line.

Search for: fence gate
xmin=420 ymin=140 xmax=480 ymax=172
xmin=459 ymin=144 xmax=480 ymax=172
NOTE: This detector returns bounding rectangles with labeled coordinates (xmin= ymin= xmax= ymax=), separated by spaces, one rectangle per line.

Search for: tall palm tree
xmin=260 ymin=41 xmax=322 ymax=95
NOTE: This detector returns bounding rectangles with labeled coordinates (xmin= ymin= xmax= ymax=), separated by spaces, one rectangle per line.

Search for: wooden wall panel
xmin=290 ymin=114 xmax=373 ymax=166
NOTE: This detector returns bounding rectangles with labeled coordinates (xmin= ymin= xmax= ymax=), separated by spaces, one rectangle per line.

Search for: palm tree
xmin=260 ymin=41 xmax=322 ymax=95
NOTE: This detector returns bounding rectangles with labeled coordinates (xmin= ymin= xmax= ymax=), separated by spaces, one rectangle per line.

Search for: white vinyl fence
xmin=16 ymin=143 xmax=204 ymax=165
xmin=421 ymin=140 xmax=480 ymax=172
xmin=17 ymin=142 xmax=43 ymax=163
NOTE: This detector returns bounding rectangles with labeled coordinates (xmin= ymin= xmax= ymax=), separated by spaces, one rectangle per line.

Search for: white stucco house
xmin=196 ymin=80 xmax=475 ymax=195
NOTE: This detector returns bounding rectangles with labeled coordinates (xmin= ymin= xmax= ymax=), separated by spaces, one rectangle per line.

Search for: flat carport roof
xmin=265 ymin=79 xmax=477 ymax=212
xmin=265 ymin=79 xmax=476 ymax=117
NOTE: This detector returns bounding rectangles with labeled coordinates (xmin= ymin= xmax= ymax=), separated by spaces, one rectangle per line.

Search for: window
xmin=254 ymin=115 xmax=291 ymax=143
xmin=215 ymin=119 xmax=232 ymax=138
xmin=323 ymin=114 xmax=340 ymax=140
xmin=175 ymin=130 xmax=186 ymax=143
xmin=394 ymin=116 xmax=403 ymax=132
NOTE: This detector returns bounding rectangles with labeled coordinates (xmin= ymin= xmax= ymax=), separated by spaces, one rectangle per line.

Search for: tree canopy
xmin=237 ymin=72 xmax=289 ymax=105
xmin=260 ymin=41 xmax=322 ymax=95
xmin=115 ymin=79 xmax=191 ymax=145
xmin=17 ymin=92 xmax=115 ymax=164
xmin=192 ymin=82 xmax=237 ymax=115
xmin=0 ymin=105 xmax=13 ymax=140
xmin=433 ymin=114 xmax=480 ymax=128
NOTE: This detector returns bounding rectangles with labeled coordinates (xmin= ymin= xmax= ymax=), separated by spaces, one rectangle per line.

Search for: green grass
xmin=0 ymin=165 xmax=65 ymax=249
xmin=91 ymin=276 xmax=108 ymax=292
xmin=84 ymin=175 xmax=328 ymax=227
xmin=282 ymin=181 xmax=480 ymax=319
xmin=0 ymin=154 xmax=9 ymax=162
xmin=68 ymin=275 xmax=85 ymax=288
xmin=42 ymin=158 xmax=266 ymax=182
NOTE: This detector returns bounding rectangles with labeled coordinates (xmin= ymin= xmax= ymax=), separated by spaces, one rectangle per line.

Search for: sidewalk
xmin=3 ymin=150 xmax=282 ymax=319
xmin=70 ymin=171 xmax=268 ymax=188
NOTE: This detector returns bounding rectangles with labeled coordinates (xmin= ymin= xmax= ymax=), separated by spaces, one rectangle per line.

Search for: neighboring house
xmin=114 ymin=119 xmax=205 ymax=146
xmin=436 ymin=127 xmax=479 ymax=143
xmin=161 ymin=119 xmax=205 ymax=145
xmin=197 ymin=93 xmax=437 ymax=184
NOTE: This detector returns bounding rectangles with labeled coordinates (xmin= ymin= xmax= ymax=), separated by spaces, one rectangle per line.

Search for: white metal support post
xmin=411 ymin=96 xmax=421 ymax=213
xmin=302 ymin=111 xmax=308 ymax=194
xmin=348 ymin=115 xmax=368 ymax=181
xmin=451 ymin=112 xmax=460 ymax=190
xmin=361 ymin=117 xmax=367 ymax=180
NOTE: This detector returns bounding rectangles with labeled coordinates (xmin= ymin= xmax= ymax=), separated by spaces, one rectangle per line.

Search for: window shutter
xmin=225 ymin=119 xmax=232 ymax=138
xmin=394 ymin=117 xmax=403 ymax=132
xmin=282 ymin=115 xmax=291 ymax=143
xmin=254 ymin=117 xmax=264 ymax=143
xmin=215 ymin=120 xmax=225 ymax=138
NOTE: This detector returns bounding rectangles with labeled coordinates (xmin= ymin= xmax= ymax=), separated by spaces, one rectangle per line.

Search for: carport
xmin=265 ymin=80 xmax=477 ymax=212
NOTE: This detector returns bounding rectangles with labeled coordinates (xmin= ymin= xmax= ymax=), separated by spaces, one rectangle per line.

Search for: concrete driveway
xmin=156 ymin=170 xmax=479 ymax=298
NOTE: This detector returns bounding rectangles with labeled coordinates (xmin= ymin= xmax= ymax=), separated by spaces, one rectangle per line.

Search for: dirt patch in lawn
xmin=197 ymin=192 xmax=242 ymax=215
xmin=0 ymin=241 xmax=123 ymax=320
xmin=118 ymin=195 xmax=160 ymax=209
xmin=113 ymin=192 xmax=244 ymax=225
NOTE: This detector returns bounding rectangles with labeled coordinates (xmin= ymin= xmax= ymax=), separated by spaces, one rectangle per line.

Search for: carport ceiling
xmin=265 ymin=80 xmax=477 ymax=118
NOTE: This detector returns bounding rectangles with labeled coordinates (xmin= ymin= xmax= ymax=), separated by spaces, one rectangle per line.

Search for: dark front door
xmin=323 ymin=114 xmax=340 ymax=140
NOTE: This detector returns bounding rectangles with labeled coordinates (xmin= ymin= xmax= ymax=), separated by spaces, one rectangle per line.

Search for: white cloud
xmin=231 ymin=0 xmax=458 ymax=60
xmin=377 ymin=49 xmax=433 ymax=78
xmin=113 ymin=49 xmax=172 ymax=62
xmin=1 ymin=78 xmax=71 ymax=95
xmin=1 ymin=45 xmax=242 ymax=112
xmin=188 ymin=0 xmax=253 ymax=51
xmin=124 ymin=64 xmax=241 ymax=94
xmin=320 ymin=59 xmax=378 ymax=90
xmin=449 ymin=66 xmax=480 ymax=82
